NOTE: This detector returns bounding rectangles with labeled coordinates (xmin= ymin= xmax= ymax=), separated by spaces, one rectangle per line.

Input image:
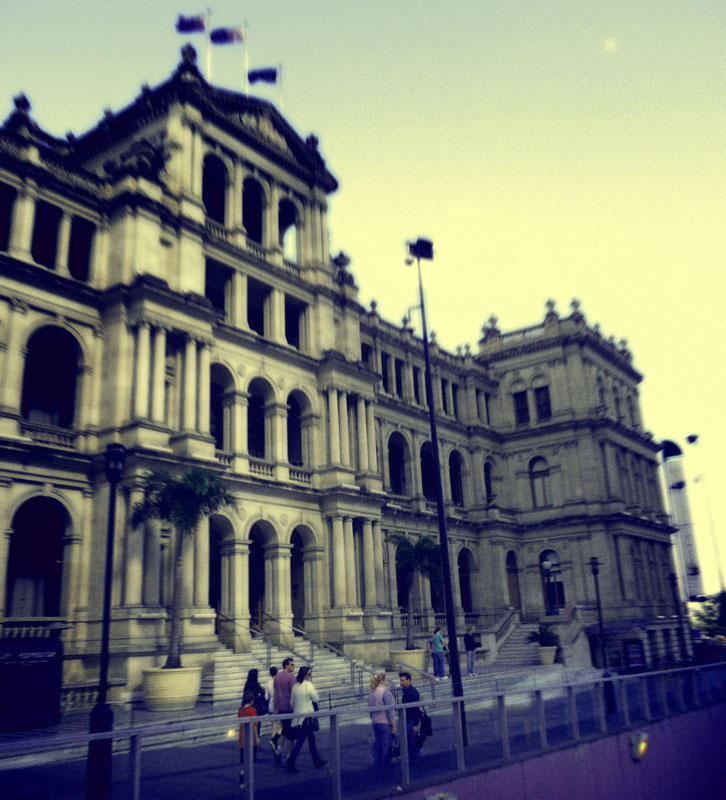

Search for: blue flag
xmin=176 ymin=14 xmax=205 ymax=33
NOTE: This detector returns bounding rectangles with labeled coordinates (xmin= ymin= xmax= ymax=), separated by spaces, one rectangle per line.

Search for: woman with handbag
xmin=287 ymin=666 xmax=327 ymax=773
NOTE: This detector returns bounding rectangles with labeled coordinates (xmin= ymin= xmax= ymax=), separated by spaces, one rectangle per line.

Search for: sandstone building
xmin=0 ymin=47 xmax=686 ymax=697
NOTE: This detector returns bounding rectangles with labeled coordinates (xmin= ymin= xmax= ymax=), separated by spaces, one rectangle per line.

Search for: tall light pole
xmin=86 ymin=443 xmax=126 ymax=800
xmin=406 ymin=238 xmax=464 ymax=707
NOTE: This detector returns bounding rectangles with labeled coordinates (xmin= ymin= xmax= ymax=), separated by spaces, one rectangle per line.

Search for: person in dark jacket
xmin=243 ymin=669 xmax=268 ymax=730
xmin=464 ymin=626 xmax=478 ymax=676
xmin=398 ymin=672 xmax=421 ymax=761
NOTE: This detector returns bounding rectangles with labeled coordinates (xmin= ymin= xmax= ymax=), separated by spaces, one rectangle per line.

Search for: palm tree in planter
xmin=132 ymin=468 xmax=235 ymax=709
xmin=391 ymin=535 xmax=443 ymax=670
xmin=526 ymin=623 xmax=561 ymax=665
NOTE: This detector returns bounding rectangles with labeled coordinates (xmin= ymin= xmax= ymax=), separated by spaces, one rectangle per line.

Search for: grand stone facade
xmin=0 ymin=48 xmax=686 ymax=696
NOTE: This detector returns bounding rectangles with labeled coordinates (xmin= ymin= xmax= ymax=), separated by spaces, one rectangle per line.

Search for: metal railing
xmin=3 ymin=662 xmax=723 ymax=800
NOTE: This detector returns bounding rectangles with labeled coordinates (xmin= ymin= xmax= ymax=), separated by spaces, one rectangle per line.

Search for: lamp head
xmin=104 ymin=442 xmax=127 ymax=484
xmin=407 ymin=238 xmax=434 ymax=261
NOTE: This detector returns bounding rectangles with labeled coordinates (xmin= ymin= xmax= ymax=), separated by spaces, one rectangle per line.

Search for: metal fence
xmin=1 ymin=662 xmax=725 ymax=800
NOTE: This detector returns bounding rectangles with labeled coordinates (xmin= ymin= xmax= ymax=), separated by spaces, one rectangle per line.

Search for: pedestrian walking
xmin=464 ymin=626 xmax=477 ymax=676
xmin=273 ymin=656 xmax=297 ymax=763
xmin=368 ymin=673 xmax=396 ymax=766
xmin=398 ymin=672 xmax=421 ymax=762
xmin=237 ymin=690 xmax=259 ymax=788
xmin=265 ymin=666 xmax=281 ymax=756
xmin=430 ymin=627 xmax=448 ymax=680
xmin=243 ymin=668 xmax=268 ymax=719
xmin=286 ymin=666 xmax=327 ymax=772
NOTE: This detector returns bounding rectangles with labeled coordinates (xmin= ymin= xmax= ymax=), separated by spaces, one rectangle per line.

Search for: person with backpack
xmin=398 ymin=672 xmax=421 ymax=762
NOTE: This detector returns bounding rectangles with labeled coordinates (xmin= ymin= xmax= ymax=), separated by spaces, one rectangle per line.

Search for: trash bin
xmin=0 ymin=636 xmax=63 ymax=731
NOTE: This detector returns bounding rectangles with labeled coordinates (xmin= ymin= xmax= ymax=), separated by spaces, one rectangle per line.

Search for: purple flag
xmin=210 ymin=26 xmax=244 ymax=44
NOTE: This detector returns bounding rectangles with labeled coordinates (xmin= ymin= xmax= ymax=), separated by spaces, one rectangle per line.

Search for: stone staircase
xmin=492 ymin=621 xmax=542 ymax=667
xmin=199 ymin=633 xmax=374 ymax=706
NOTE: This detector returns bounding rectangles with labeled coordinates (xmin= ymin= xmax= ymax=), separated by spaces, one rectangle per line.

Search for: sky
xmin=2 ymin=1 xmax=725 ymax=594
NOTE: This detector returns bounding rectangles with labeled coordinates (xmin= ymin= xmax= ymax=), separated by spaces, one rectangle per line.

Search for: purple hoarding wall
xmin=400 ymin=704 xmax=726 ymax=800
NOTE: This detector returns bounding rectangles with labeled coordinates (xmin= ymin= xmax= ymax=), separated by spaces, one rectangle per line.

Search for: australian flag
xmin=176 ymin=14 xmax=205 ymax=33
xmin=210 ymin=26 xmax=244 ymax=44
xmin=248 ymin=68 xmax=278 ymax=84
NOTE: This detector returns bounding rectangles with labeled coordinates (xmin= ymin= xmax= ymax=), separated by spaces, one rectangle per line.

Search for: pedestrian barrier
xmin=1 ymin=662 xmax=725 ymax=800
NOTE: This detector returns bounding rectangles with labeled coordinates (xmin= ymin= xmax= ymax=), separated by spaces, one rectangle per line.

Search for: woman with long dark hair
xmin=286 ymin=666 xmax=326 ymax=772
xmin=243 ymin=669 xmax=268 ymax=729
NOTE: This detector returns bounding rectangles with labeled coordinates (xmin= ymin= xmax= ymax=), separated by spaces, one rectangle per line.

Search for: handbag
xmin=389 ymin=733 xmax=400 ymax=760
xmin=420 ymin=708 xmax=433 ymax=738
xmin=310 ymin=700 xmax=320 ymax=732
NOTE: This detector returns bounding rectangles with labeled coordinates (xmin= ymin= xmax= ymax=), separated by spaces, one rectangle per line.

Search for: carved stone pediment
xmin=234 ymin=111 xmax=291 ymax=155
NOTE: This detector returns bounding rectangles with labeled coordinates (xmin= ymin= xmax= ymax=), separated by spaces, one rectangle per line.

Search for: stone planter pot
xmin=538 ymin=646 xmax=558 ymax=666
xmin=142 ymin=666 xmax=202 ymax=711
xmin=389 ymin=648 xmax=427 ymax=674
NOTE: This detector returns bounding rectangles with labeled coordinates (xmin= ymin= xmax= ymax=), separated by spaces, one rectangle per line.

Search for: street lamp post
xmin=86 ymin=443 xmax=126 ymax=800
xmin=406 ymin=238 xmax=465 ymax=717
xmin=669 ymin=571 xmax=688 ymax=662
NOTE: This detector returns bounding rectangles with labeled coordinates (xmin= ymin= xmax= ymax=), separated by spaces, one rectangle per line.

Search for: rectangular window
xmin=361 ymin=342 xmax=373 ymax=368
xmin=0 ymin=182 xmax=17 ymax=252
xmin=485 ymin=392 xmax=491 ymax=423
xmin=441 ymin=378 xmax=449 ymax=414
xmin=534 ymin=386 xmax=552 ymax=421
xmin=412 ymin=366 xmax=421 ymax=404
xmin=394 ymin=358 xmax=404 ymax=398
xmin=68 ymin=216 xmax=95 ymax=281
xmin=247 ymin=277 xmax=271 ymax=336
xmin=284 ymin=295 xmax=306 ymax=350
xmin=513 ymin=391 xmax=530 ymax=424
xmin=31 ymin=200 xmax=62 ymax=268
xmin=205 ymin=259 xmax=230 ymax=317
xmin=381 ymin=352 xmax=391 ymax=393
xmin=452 ymin=383 xmax=459 ymax=419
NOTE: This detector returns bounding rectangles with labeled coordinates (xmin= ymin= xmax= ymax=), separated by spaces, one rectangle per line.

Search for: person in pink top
xmin=272 ymin=657 xmax=296 ymax=762
xmin=368 ymin=673 xmax=396 ymax=766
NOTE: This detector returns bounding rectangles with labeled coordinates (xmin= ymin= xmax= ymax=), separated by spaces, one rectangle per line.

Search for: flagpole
xmin=205 ymin=8 xmax=212 ymax=81
xmin=244 ymin=20 xmax=249 ymax=95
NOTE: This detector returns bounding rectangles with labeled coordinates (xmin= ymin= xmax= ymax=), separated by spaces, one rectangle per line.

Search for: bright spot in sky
xmin=603 ymin=37 xmax=619 ymax=53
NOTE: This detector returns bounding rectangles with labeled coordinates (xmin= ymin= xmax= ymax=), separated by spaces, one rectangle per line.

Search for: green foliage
xmin=132 ymin=469 xmax=236 ymax=534
xmin=392 ymin=534 xmax=443 ymax=649
xmin=526 ymin=624 xmax=560 ymax=648
xmin=693 ymin=591 xmax=726 ymax=638
xmin=132 ymin=468 xmax=235 ymax=668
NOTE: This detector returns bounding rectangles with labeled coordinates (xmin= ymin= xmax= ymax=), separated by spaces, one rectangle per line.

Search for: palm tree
xmin=132 ymin=469 xmax=235 ymax=669
xmin=393 ymin=534 xmax=443 ymax=650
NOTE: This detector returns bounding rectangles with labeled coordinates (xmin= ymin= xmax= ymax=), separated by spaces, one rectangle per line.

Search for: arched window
xmin=420 ymin=442 xmax=436 ymax=502
xmin=21 ymin=326 xmax=81 ymax=428
xmin=243 ymin=177 xmax=264 ymax=243
xmin=388 ymin=432 xmax=409 ymax=495
xmin=247 ymin=378 xmax=273 ymax=460
xmin=210 ymin=364 xmax=235 ymax=451
xmin=458 ymin=549 xmax=474 ymax=612
xmin=278 ymin=198 xmax=298 ymax=262
xmin=287 ymin=393 xmax=303 ymax=466
xmin=540 ymin=550 xmax=565 ymax=613
xmin=529 ymin=457 xmax=551 ymax=508
xmin=449 ymin=450 xmax=464 ymax=506
xmin=6 ymin=497 xmax=68 ymax=617
xmin=484 ymin=460 xmax=494 ymax=505
xmin=202 ymin=154 xmax=227 ymax=224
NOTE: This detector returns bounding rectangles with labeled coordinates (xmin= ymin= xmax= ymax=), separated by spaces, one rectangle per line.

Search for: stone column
xmin=151 ymin=325 xmax=167 ymax=424
xmin=59 ymin=531 xmax=82 ymax=620
xmin=134 ymin=321 xmax=151 ymax=420
xmin=343 ymin=516 xmax=357 ymax=606
xmin=0 ymin=528 xmax=11 ymax=617
xmin=54 ymin=213 xmax=71 ymax=276
xmin=271 ymin=288 xmax=285 ymax=343
xmin=362 ymin=519 xmax=376 ymax=608
xmin=194 ymin=520 xmax=209 ymax=607
xmin=268 ymin=182 xmax=281 ymax=252
xmin=234 ymin=392 xmax=247 ymax=455
xmin=231 ymin=271 xmax=247 ymax=329
xmin=183 ymin=335 xmax=197 ymax=431
xmin=198 ymin=340 xmax=210 ymax=435
xmin=331 ymin=516 xmax=347 ymax=608
xmin=338 ymin=391 xmax=350 ymax=466
xmin=372 ymin=521 xmax=385 ymax=607
xmin=366 ymin=402 xmax=377 ymax=473
xmin=304 ymin=546 xmax=324 ymax=617
xmin=124 ymin=489 xmax=144 ymax=606
xmin=143 ymin=520 xmax=161 ymax=606
xmin=0 ymin=299 xmax=28 ymax=412
xmin=266 ymin=543 xmax=292 ymax=620
xmin=230 ymin=540 xmax=249 ymax=621
xmin=356 ymin=396 xmax=369 ymax=473
xmin=8 ymin=187 xmax=35 ymax=260
xmin=327 ymin=388 xmax=340 ymax=464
